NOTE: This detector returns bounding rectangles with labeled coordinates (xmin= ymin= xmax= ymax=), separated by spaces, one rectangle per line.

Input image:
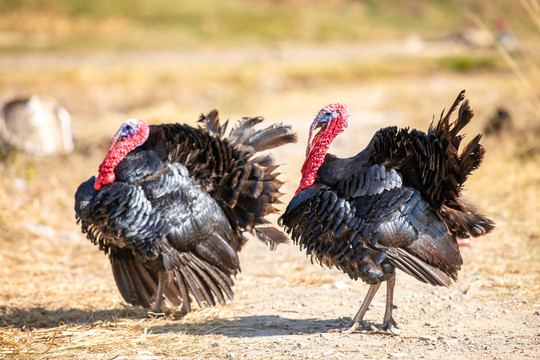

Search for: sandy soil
xmin=2 ymin=227 xmax=538 ymax=360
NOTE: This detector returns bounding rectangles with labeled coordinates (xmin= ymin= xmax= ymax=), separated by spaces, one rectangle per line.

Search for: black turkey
xmin=75 ymin=111 xmax=296 ymax=312
xmin=279 ymin=91 xmax=494 ymax=332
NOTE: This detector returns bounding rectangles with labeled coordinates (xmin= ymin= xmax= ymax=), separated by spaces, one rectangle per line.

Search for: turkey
xmin=75 ymin=110 xmax=296 ymax=313
xmin=279 ymin=91 xmax=494 ymax=332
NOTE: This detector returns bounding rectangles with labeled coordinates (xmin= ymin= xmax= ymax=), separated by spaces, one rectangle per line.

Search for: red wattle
xmin=295 ymin=103 xmax=350 ymax=195
xmin=94 ymin=172 xmax=116 ymax=191
xmin=94 ymin=119 xmax=150 ymax=191
xmin=94 ymin=177 xmax=102 ymax=191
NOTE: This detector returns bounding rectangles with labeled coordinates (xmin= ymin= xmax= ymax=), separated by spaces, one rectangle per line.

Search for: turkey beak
xmin=306 ymin=122 xmax=316 ymax=157
xmin=306 ymin=119 xmax=327 ymax=156
xmin=109 ymin=132 xmax=126 ymax=150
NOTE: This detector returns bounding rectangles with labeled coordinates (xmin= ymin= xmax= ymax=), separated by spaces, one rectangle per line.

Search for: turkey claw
xmin=378 ymin=318 xmax=400 ymax=334
xmin=327 ymin=321 xmax=365 ymax=334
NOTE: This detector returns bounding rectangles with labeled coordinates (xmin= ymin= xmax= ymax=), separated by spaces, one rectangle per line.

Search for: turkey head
xmin=94 ymin=119 xmax=150 ymax=190
xmin=297 ymin=103 xmax=351 ymax=195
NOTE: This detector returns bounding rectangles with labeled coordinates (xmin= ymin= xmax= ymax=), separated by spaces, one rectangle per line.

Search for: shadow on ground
xmin=0 ymin=306 xmax=150 ymax=329
xmin=149 ymin=315 xmax=348 ymax=337
xmin=0 ymin=306 xmax=346 ymax=337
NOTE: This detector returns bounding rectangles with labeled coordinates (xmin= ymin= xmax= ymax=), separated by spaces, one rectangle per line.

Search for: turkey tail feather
xmin=229 ymin=117 xmax=264 ymax=143
xmin=253 ymin=226 xmax=289 ymax=250
xmin=110 ymin=255 xmax=154 ymax=308
xmin=243 ymin=123 xmax=298 ymax=152
xmin=387 ymin=248 xmax=454 ymax=287
xmin=202 ymin=113 xmax=296 ymax=249
xmin=110 ymin=247 xmax=236 ymax=311
xmin=181 ymin=111 xmax=296 ymax=250
xmin=370 ymin=91 xmax=495 ymax=237
xmin=198 ymin=109 xmax=226 ymax=137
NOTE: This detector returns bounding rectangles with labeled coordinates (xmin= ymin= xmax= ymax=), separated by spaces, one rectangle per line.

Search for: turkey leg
xmin=151 ymin=271 xmax=168 ymax=313
xmin=329 ymin=282 xmax=381 ymax=333
xmin=381 ymin=271 xmax=398 ymax=331
xmin=329 ymin=271 xmax=399 ymax=333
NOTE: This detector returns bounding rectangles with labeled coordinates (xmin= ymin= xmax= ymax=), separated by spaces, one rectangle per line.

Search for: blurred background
xmin=0 ymin=0 xmax=539 ymax=355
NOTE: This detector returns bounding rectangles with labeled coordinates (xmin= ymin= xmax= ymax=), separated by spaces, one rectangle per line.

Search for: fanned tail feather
xmin=426 ymin=91 xmax=495 ymax=237
xmin=198 ymin=110 xmax=228 ymax=137
xmin=429 ymin=90 xmax=484 ymax=192
xmin=440 ymin=203 xmax=496 ymax=239
xmin=457 ymin=135 xmax=485 ymax=185
xmin=197 ymin=111 xmax=296 ymax=249
xmin=242 ymin=123 xmax=298 ymax=152
xmin=228 ymin=117 xmax=264 ymax=143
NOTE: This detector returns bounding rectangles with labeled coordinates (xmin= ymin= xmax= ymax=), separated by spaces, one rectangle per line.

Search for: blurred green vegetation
xmin=437 ymin=55 xmax=501 ymax=72
xmin=0 ymin=0 xmax=534 ymax=51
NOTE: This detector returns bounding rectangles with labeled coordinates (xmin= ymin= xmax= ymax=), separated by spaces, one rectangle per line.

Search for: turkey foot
xmin=377 ymin=272 xmax=400 ymax=334
xmin=328 ymin=282 xmax=381 ymax=333
xmin=377 ymin=317 xmax=399 ymax=334
xmin=328 ymin=272 xmax=400 ymax=334
xmin=327 ymin=320 xmax=368 ymax=334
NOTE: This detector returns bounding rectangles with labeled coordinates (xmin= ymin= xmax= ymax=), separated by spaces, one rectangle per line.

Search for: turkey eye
xmin=125 ymin=125 xmax=132 ymax=130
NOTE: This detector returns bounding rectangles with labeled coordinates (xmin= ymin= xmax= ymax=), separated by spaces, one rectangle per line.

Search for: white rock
xmin=331 ymin=281 xmax=352 ymax=290
xmin=389 ymin=353 xmax=410 ymax=358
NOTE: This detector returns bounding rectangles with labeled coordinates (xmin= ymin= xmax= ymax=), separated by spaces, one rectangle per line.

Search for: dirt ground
xmin=0 ymin=41 xmax=539 ymax=359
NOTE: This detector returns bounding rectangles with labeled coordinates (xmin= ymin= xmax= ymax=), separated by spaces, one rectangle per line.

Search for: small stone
xmin=331 ymin=281 xmax=352 ymax=290
xmin=389 ymin=353 xmax=410 ymax=358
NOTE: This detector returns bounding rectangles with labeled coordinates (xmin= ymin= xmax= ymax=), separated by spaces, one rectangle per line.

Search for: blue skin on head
xmin=111 ymin=119 xmax=142 ymax=148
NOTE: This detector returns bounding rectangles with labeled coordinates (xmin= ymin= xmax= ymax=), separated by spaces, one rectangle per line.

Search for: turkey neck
xmin=94 ymin=127 xmax=150 ymax=191
xmin=297 ymin=131 xmax=335 ymax=195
